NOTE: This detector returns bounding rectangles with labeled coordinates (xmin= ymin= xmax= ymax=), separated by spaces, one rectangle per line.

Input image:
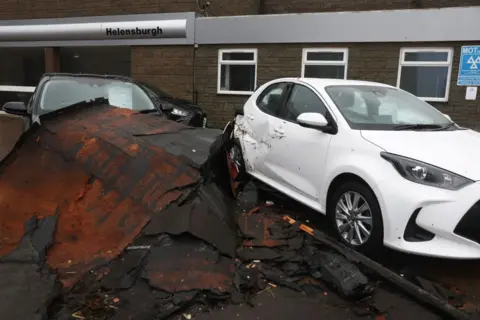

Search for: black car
xmin=1 ymin=73 xmax=208 ymax=128
xmin=138 ymin=81 xmax=208 ymax=128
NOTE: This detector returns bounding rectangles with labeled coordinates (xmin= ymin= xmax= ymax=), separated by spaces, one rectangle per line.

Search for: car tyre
xmin=328 ymin=181 xmax=383 ymax=254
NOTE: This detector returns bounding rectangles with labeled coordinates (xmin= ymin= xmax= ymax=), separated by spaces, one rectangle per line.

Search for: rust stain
xmin=239 ymin=210 xmax=287 ymax=248
xmin=225 ymin=150 xmax=241 ymax=197
xmin=0 ymin=105 xmax=202 ymax=287
xmin=144 ymin=242 xmax=234 ymax=293
xmin=132 ymin=119 xmax=189 ymax=136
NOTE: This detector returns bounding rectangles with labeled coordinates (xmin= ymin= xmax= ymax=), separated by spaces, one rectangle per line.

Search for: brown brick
xmin=195 ymin=42 xmax=480 ymax=128
xmin=132 ymin=46 xmax=194 ymax=101
xmin=4 ymin=0 xmax=475 ymax=19
xmin=0 ymin=0 xmax=261 ymax=20
xmin=263 ymin=0 xmax=479 ymax=14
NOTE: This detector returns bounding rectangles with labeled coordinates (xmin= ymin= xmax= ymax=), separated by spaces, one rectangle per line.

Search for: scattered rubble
xmin=0 ymin=104 xmax=476 ymax=319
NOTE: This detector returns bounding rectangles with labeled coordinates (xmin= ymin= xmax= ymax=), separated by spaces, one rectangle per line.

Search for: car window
xmin=256 ymin=82 xmax=288 ymax=116
xmin=325 ymin=85 xmax=451 ymax=130
xmin=38 ymin=78 xmax=156 ymax=115
xmin=282 ymin=84 xmax=328 ymax=122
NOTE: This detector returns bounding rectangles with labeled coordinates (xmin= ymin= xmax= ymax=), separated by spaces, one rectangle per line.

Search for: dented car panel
xmin=234 ymin=111 xmax=269 ymax=174
xmin=234 ymin=81 xmax=289 ymax=179
xmin=265 ymin=116 xmax=333 ymax=201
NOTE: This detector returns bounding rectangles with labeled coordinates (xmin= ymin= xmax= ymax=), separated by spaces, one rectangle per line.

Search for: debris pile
xmin=0 ymin=104 xmax=473 ymax=320
xmin=236 ymin=206 xmax=372 ymax=298
xmin=0 ymin=105 xmax=233 ymax=319
xmin=51 ymin=205 xmax=382 ymax=319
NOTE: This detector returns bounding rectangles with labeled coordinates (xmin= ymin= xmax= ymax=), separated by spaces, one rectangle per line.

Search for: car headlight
xmin=381 ymin=152 xmax=473 ymax=191
xmin=171 ymin=107 xmax=188 ymax=117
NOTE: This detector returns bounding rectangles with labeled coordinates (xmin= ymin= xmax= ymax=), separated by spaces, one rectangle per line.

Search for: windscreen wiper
xmin=137 ymin=109 xmax=161 ymax=114
xmin=393 ymin=124 xmax=444 ymax=131
xmin=435 ymin=122 xmax=457 ymax=131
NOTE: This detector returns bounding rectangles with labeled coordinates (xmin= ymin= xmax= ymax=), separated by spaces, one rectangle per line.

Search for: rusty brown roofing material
xmin=0 ymin=105 xmax=204 ymax=288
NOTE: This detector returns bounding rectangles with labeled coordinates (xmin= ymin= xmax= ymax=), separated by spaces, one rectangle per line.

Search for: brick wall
xmin=131 ymin=46 xmax=194 ymax=101
xmin=194 ymin=42 xmax=480 ymax=129
xmin=0 ymin=0 xmax=260 ymax=20
xmin=0 ymin=0 xmax=474 ymax=20
xmin=262 ymin=0 xmax=479 ymax=14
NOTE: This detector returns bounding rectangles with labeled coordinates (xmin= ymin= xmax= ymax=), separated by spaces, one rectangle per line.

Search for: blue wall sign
xmin=458 ymin=45 xmax=480 ymax=86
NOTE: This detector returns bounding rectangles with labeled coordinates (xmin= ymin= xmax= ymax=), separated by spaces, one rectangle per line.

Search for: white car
xmin=232 ymin=77 xmax=480 ymax=259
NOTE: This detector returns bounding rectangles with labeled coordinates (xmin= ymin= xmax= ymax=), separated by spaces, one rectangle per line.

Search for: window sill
xmin=418 ymin=97 xmax=449 ymax=103
xmin=0 ymin=85 xmax=36 ymax=93
xmin=217 ymin=90 xmax=253 ymax=96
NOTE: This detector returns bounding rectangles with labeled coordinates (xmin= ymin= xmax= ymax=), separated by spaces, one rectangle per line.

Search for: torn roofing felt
xmin=0 ymin=104 xmax=233 ymax=289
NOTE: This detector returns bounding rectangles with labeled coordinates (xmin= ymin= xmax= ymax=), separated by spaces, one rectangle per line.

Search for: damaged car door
xmin=265 ymin=83 xmax=335 ymax=207
xmin=236 ymin=81 xmax=289 ymax=174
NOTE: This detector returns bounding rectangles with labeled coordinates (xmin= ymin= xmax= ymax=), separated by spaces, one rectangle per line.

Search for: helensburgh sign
xmin=106 ymin=26 xmax=164 ymax=37
xmin=0 ymin=19 xmax=187 ymax=41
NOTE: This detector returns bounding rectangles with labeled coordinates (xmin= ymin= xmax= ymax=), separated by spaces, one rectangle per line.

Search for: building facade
xmin=0 ymin=1 xmax=478 ymax=128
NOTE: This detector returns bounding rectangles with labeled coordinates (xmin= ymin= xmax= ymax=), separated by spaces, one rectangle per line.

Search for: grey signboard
xmin=0 ymin=19 xmax=187 ymax=41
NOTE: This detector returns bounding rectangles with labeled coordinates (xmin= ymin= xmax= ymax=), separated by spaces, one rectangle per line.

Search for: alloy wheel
xmin=335 ymin=191 xmax=373 ymax=246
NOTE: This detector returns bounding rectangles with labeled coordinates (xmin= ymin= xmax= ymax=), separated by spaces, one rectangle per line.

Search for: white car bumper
xmin=375 ymin=177 xmax=480 ymax=259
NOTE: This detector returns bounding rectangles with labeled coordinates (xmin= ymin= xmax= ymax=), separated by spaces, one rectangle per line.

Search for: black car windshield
xmin=38 ymin=77 xmax=156 ymax=115
xmin=139 ymin=82 xmax=173 ymax=99
xmin=325 ymin=85 xmax=453 ymax=130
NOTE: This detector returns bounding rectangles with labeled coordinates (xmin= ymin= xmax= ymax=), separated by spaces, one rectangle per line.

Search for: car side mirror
xmin=2 ymin=101 xmax=27 ymax=116
xmin=443 ymin=113 xmax=452 ymax=121
xmin=297 ymin=112 xmax=329 ymax=129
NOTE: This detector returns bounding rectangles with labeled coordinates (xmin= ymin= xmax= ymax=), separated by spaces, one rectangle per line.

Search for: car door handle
xmin=247 ymin=115 xmax=255 ymax=120
xmin=274 ymin=127 xmax=284 ymax=135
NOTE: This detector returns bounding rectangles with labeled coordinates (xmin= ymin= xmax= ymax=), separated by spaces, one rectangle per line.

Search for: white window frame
xmin=217 ymin=49 xmax=258 ymax=95
xmin=301 ymin=48 xmax=349 ymax=79
xmin=396 ymin=47 xmax=454 ymax=103
xmin=0 ymin=85 xmax=35 ymax=93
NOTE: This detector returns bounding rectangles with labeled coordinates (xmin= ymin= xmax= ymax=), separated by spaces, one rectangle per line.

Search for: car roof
xmin=299 ymin=78 xmax=395 ymax=89
xmin=42 ymin=72 xmax=136 ymax=83
xmin=270 ymin=77 xmax=395 ymax=89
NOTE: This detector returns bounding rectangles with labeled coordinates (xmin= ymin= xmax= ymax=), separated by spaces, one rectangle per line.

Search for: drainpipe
xmin=193 ymin=44 xmax=198 ymax=105
xmin=411 ymin=0 xmax=423 ymax=8
xmin=259 ymin=0 xmax=266 ymax=14
xmin=44 ymin=47 xmax=60 ymax=72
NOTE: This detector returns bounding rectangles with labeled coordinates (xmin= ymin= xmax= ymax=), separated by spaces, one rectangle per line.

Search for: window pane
xmin=60 ymin=47 xmax=131 ymax=77
xmin=325 ymin=85 xmax=450 ymax=129
xmin=39 ymin=78 xmax=155 ymax=115
xmin=404 ymin=52 xmax=449 ymax=62
xmin=400 ymin=66 xmax=449 ymax=98
xmin=222 ymin=52 xmax=254 ymax=61
xmin=306 ymin=51 xmax=344 ymax=61
xmin=220 ymin=64 xmax=256 ymax=92
xmin=0 ymin=48 xmax=45 ymax=86
xmin=256 ymin=82 xmax=287 ymax=116
xmin=304 ymin=65 xmax=345 ymax=79
xmin=283 ymin=85 xmax=327 ymax=122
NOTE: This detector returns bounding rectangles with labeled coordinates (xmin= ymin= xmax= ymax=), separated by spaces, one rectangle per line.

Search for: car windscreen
xmin=139 ymin=82 xmax=173 ymax=99
xmin=38 ymin=77 xmax=156 ymax=115
xmin=325 ymin=85 xmax=452 ymax=130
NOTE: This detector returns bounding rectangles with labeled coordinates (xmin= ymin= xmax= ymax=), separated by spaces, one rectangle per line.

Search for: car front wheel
xmin=328 ymin=181 xmax=383 ymax=253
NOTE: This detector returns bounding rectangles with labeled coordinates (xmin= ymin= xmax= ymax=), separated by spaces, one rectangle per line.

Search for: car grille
xmin=454 ymin=201 xmax=480 ymax=244
xmin=404 ymin=208 xmax=435 ymax=242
